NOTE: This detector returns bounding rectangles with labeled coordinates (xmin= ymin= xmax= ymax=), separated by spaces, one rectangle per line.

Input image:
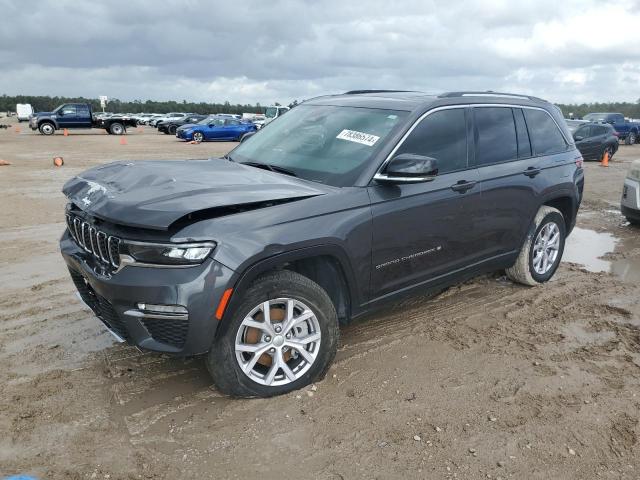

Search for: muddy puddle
xmin=563 ymin=226 xmax=640 ymax=283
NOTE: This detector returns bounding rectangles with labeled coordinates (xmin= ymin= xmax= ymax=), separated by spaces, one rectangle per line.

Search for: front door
xmin=368 ymin=107 xmax=484 ymax=298
xmin=573 ymin=125 xmax=597 ymax=160
xmin=57 ymin=104 xmax=78 ymax=128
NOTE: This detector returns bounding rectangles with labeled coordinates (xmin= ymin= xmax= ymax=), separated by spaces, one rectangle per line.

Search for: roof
xmin=304 ymin=90 xmax=552 ymax=112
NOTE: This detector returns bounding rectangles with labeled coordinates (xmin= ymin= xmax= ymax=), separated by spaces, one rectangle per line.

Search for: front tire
xmin=168 ymin=125 xmax=177 ymax=135
xmin=39 ymin=122 xmax=55 ymax=135
xmin=192 ymin=131 xmax=204 ymax=143
xmin=206 ymin=270 xmax=339 ymax=398
xmin=506 ymin=206 xmax=566 ymax=286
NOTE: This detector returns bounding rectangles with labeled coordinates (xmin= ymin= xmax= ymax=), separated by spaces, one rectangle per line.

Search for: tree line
xmin=555 ymin=100 xmax=640 ymax=119
xmin=0 ymin=94 xmax=271 ymax=115
xmin=2 ymin=94 xmax=640 ymax=119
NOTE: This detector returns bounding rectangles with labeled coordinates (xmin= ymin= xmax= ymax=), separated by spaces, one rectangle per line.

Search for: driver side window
xmin=394 ymin=109 xmax=468 ymax=174
xmin=62 ymin=105 xmax=77 ymax=115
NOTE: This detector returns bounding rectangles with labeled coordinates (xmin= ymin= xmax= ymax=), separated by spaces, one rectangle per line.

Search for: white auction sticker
xmin=336 ymin=129 xmax=380 ymax=147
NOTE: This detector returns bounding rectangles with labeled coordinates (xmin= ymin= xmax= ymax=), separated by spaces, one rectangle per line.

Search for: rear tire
xmin=625 ymin=131 xmax=637 ymax=145
xmin=168 ymin=125 xmax=177 ymax=135
xmin=506 ymin=206 xmax=566 ymax=286
xmin=109 ymin=122 xmax=125 ymax=135
xmin=206 ymin=270 xmax=339 ymax=398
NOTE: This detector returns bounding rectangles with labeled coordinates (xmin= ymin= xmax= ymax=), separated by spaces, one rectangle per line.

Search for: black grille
xmin=66 ymin=213 xmax=121 ymax=270
xmin=141 ymin=318 xmax=189 ymax=348
xmin=69 ymin=269 xmax=129 ymax=341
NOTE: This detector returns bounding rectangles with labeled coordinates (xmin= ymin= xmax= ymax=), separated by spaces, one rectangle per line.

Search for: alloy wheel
xmin=532 ymin=222 xmax=560 ymax=275
xmin=234 ymin=298 xmax=321 ymax=387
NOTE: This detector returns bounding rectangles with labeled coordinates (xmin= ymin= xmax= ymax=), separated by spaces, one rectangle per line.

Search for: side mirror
xmin=574 ymin=135 xmax=584 ymax=141
xmin=58 ymin=110 xmax=64 ymax=116
xmin=375 ymin=154 xmax=438 ymax=183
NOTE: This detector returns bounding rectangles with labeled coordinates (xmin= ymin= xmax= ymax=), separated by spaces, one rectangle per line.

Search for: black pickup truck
xmin=30 ymin=103 xmax=137 ymax=135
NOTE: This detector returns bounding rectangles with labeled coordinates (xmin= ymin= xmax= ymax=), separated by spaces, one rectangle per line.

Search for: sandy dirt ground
xmin=1 ymin=117 xmax=640 ymax=479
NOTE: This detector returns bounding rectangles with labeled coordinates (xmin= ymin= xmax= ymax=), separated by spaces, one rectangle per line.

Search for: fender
xmin=219 ymin=243 xmax=362 ymax=326
xmin=38 ymin=117 xmax=59 ymax=129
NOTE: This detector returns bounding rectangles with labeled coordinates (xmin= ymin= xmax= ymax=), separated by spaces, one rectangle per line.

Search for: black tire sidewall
xmin=208 ymin=271 xmax=339 ymax=398
xmin=39 ymin=122 xmax=54 ymax=135
xmin=110 ymin=123 xmax=124 ymax=135
xmin=528 ymin=211 xmax=566 ymax=283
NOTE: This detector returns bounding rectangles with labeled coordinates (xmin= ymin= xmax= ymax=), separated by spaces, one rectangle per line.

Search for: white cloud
xmin=1 ymin=0 xmax=639 ymax=104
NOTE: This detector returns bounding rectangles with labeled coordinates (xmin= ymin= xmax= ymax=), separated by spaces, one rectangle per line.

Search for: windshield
xmin=583 ymin=113 xmax=608 ymax=122
xmin=229 ymin=104 xmax=407 ymax=186
xmin=196 ymin=116 xmax=217 ymax=125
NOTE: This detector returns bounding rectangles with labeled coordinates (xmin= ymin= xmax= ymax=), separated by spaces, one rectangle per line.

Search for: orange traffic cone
xmin=53 ymin=156 xmax=64 ymax=167
xmin=0 ymin=159 xmax=11 ymax=166
xmin=601 ymin=150 xmax=609 ymax=167
xmin=63 ymin=128 xmax=69 ymax=136
xmin=119 ymin=136 xmax=127 ymax=145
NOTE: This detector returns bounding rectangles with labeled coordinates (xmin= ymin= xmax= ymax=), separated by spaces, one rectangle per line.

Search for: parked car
xmin=153 ymin=112 xmax=189 ymax=128
xmin=621 ymin=159 xmax=640 ymax=225
xmin=30 ymin=103 xmax=137 ymax=135
xmin=60 ymin=90 xmax=583 ymax=397
xmin=158 ymin=114 xmax=207 ymax=135
xmin=175 ymin=116 xmax=257 ymax=142
xmin=264 ymin=105 xmax=289 ymax=126
xmin=572 ymin=123 xmax=619 ymax=161
xmin=565 ymin=119 xmax=588 ymax=133
xmin=582 ymin=112 xmax=639 ymax=145
xmin=16 ymin=103 xmax=34 ymax=122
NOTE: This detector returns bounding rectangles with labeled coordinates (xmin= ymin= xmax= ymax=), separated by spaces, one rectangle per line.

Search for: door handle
xmin=450 ymin=180 xmax=477 ymax=193
xmin=523 ymin=167 xmax=541 ymax=178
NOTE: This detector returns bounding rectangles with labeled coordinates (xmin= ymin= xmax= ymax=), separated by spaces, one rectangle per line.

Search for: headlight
xmin=123 ymin=241 xmax=216 ymax=266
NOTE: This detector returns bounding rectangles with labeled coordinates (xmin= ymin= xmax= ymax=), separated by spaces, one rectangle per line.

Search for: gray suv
xmin=61 ymin=90 xmax=584 ymax=397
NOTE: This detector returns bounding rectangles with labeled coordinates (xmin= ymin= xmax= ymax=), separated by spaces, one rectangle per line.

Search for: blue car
xmin=176 ymin=116 xmax=257 ymax=142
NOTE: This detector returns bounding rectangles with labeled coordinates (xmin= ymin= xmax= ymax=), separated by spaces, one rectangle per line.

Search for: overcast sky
xmin=1 ymin=0 xmax=640 ymax=105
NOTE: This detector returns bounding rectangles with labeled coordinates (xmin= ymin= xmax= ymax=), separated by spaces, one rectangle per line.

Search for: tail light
xmin=575 ymin=156 xmax=584 ymax=168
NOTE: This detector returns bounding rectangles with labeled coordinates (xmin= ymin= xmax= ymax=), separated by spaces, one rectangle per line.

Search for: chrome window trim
xmin=373 ymin=103 xmax=570 ymax=181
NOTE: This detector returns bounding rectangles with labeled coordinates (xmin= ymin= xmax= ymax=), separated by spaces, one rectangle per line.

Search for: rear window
xmin=474 ymin=107 xmax=517 ymax=165
xmin=523 ymin=109 xmax=568 ymax=155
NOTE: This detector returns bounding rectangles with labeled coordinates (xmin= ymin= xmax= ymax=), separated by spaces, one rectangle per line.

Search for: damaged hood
xmin=63 ymin=159 xmax=328 ymax=230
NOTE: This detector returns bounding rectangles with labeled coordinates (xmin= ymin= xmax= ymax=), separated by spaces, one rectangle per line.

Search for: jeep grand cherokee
xmin=60 ymin=90 xmax=584 ymax=397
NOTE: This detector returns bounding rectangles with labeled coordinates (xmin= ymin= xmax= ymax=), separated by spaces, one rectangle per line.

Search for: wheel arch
xmin=543 ymin=195 xmax=576 ymax=234
xmin=219 ymin=246 xmax=359 ymax=332
xmin=38 ymin=118 xmax=57 ymax=129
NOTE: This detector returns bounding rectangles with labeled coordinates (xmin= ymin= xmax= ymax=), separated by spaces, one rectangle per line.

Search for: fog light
xmin=137 ymin=303 xmax=188 ymax=315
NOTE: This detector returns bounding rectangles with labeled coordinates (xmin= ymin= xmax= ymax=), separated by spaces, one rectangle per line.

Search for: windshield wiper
xmin=240 ymin=161 xmax=298 ymax=177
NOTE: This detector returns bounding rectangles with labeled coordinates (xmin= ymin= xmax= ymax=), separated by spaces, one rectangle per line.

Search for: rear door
xmin=368 ymin=107 xmax=484 ymax=297
xmin=473 ymin=106 xmax=569 ymax=257
xmin=472 ymin=106 xmax=540 ymax=258
xmin=76 ymin=104 xmax=92 ymax=128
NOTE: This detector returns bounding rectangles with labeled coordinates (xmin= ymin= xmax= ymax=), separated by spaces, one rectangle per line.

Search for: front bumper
xmin=621 ymin=177 xmax=640 ymax=211
xmin=60 ymin=231 xmax=234 ymax=355
xmin=175 ymin=130 xmax=192 ymax=141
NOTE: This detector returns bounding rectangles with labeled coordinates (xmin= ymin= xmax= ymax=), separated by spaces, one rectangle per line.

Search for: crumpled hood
xmin=63 ymin=158 xmax=328 ymax=230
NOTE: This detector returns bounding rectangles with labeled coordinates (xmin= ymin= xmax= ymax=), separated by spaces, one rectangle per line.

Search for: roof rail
xmin=439 ymin=91 xmax=546 ymax=102
xmin=344 ymin=89 xmax=416 ymax=95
